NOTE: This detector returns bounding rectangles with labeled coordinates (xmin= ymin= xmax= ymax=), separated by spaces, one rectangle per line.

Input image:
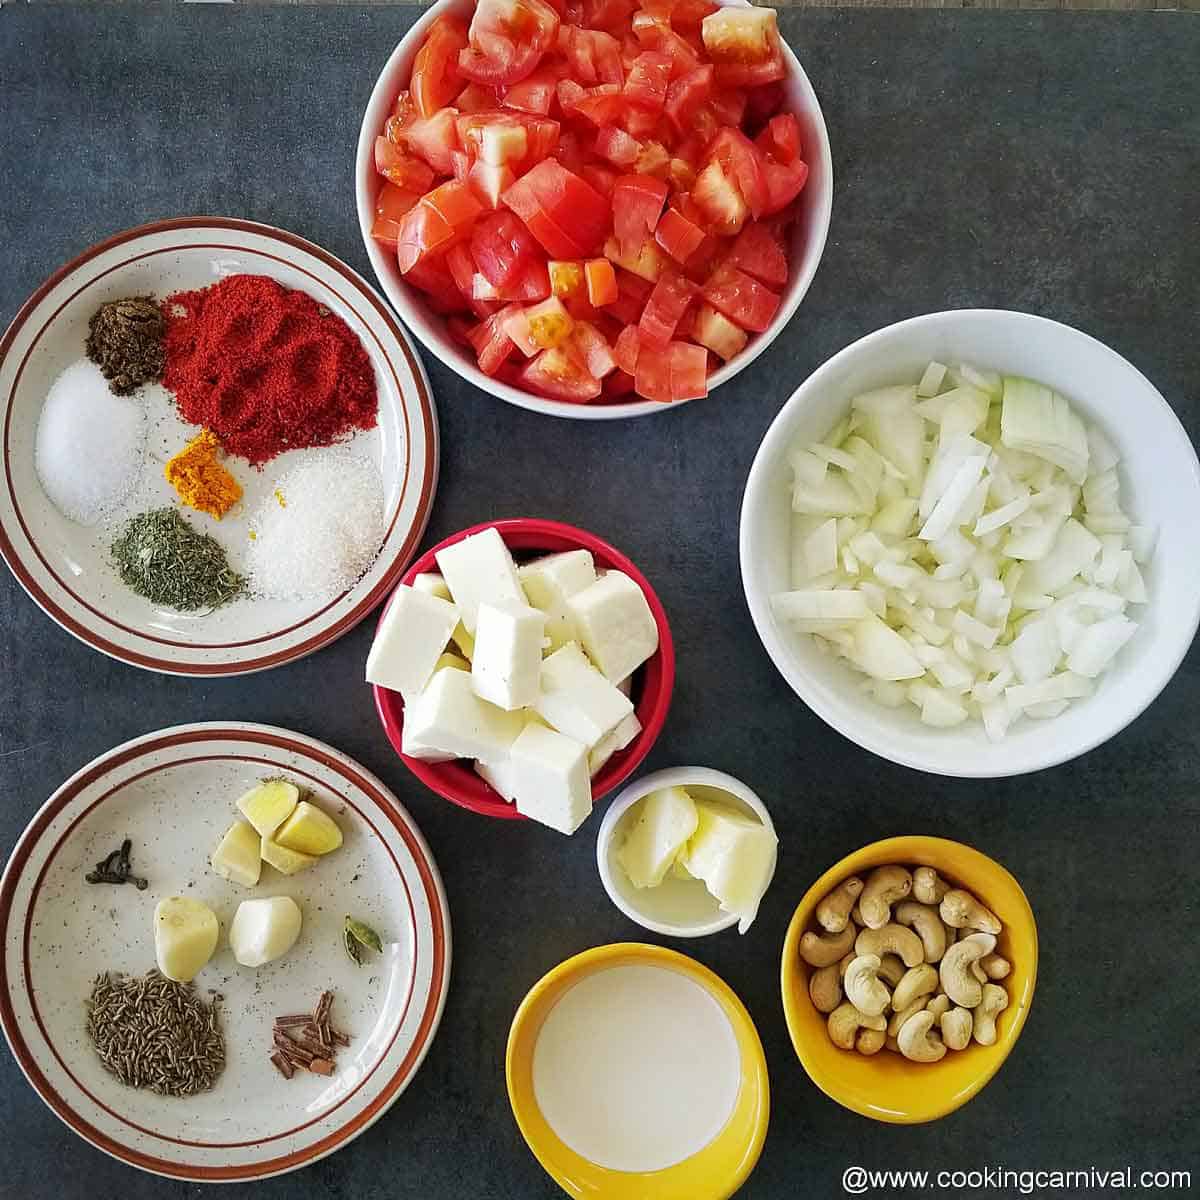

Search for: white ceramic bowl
xmin=740 ymin=309 xmax=1200 ymax=778
xmin=355 ymin=0 xmax=833 ymax=420
xmin=597 ymin=766 xmax=777 ymax=937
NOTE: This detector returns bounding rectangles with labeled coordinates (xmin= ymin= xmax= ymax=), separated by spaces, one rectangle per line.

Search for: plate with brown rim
xmin=0 ymin=722 xmax=451 ymax=1181
xmin=0 ymin=217 xmax=438 ymax=675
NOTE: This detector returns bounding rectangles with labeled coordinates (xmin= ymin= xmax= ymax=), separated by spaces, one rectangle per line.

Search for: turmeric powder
xmin=165 ymin=429 xmax=242 ymax=519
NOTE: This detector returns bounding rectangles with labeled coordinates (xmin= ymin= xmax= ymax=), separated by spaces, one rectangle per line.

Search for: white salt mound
xmin=247 ymin=451 xmax=385 ymax=602
xmin=35 ymin=359 xmax=146 ymax=525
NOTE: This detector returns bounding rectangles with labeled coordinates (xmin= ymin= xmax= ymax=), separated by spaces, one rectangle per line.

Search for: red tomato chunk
xmin=375 ymin=0 xmax=811 ymax=404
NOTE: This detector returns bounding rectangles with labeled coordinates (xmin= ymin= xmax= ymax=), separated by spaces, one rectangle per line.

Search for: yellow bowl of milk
xmin=506 ymin=943 xmax=769 ymax=1199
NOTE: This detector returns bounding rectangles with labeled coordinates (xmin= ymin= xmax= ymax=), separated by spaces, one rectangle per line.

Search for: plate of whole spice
xmin=0 ymin=217 xmax=438 ymax=674
xmin=0 ymin=722 xmax=451 ymax=1181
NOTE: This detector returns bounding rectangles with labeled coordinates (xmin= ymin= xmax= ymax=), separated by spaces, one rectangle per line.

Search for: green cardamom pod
xmin=343 ymin=923 xmax=363 ymax=967
xmin=344 ymin=916 xmax=383 ymax=965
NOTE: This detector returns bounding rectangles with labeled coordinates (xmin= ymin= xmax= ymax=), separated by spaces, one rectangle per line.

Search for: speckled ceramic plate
xmin=0 ymin=723 xmax=451 ymax=1182
xmin=0 ymin=217 xmax=438 ymax=675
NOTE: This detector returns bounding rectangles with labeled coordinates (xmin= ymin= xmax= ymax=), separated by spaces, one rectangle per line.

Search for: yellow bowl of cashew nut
xmin=780 ymin=835 xmax=1037 ymax=1124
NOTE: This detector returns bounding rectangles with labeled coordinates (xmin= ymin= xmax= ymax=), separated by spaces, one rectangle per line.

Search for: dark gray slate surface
xmin=1 ymin=5 xmax=1198 ymax=1198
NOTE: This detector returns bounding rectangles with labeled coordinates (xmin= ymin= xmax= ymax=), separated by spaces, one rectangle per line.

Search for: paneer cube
xmin=518 ymin=549 xmax=596 ymax=651
xmin=435 ymin=527 xmax=527 ymax=634
xmin=471 ymin=601 xmax=546 ymax=710
xmin=534 ymin=642 xmax=633 ymax=748
xmin=366 ymin=585 xmax=460 ymax=701
xmin=404 ymin=667 xmax=524 ymax=764
xmin=565 ymin=571 xmax=659 ymax=683
xmin=588 ymin=710 xmax=642 ymax=777
xmin=510 ymin=723 xmax=593 ymax=835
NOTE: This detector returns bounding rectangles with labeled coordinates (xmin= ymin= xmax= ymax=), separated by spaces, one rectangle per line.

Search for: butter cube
xmin=435 ymin=527 xmax=526 ymax=634
xmin=588 ymin=711 xmax=642 ymax=777
xmin=472 ymin=601 xmax=546 ymax=710
xmin=535 ymin=642 xmax=633 ymax=748
xmin=367 ymin=585 xmax=460 ymax=701
xmin=404 ymin=667 xmax=523 ymax=765
xmin=617 ymin=786 xmax=698 ymax=888
xmin=519 ymin=550 xmax=596 ymax=651
xmin=680 ymin=801 xmax=777 ymax=933
xmin=566 ymin=571 xmax=659 ymax=682
xmin=510 ymin=723 xmax=593 ymax=835
xmin=411 ymin=572 xmax=452 ymax=600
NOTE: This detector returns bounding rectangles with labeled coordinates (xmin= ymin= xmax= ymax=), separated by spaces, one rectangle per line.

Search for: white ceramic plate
xmin=0 ymin=218 xmax=439 ymax=674
xmin=0 ymin=723 xmax=452 ymax=1182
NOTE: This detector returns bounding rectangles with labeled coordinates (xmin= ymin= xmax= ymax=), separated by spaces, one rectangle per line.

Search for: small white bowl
xmin=355 ymin=0 xmax=833 ymax=421
xmin=740 ymin=308 xmax=1200 ymax=778
xmin=597 ymin=767 xmax=777 ymax=937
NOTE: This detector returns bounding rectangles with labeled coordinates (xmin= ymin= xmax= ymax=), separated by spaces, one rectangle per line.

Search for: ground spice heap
xmin=111 ymin=507 xmax=245 ymax=610
xmin=165 ymin=429 xmax=243 ymax=519
xmin=86 ymin=970 xmax=225 ymax=1097
xmin=162 ymin=274 xmax=378 ymax=468
xmin=85 ymin=297 xmax=166 ymax=396
xmin=270 ymin=989 xmax=351 ymax=1080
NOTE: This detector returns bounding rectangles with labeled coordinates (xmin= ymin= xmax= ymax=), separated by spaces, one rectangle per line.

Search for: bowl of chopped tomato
xmin=356 ymin=0 xmax=833 ymax=417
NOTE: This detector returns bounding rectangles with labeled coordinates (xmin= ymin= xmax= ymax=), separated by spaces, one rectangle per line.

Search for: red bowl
xmin=372 ymin=518 xmax=675 ymax=819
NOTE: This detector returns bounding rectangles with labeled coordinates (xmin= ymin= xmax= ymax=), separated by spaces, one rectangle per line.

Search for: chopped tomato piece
xmin=503 ymin=158 xmax=610 ymax=256
xmin=395 ymin=202 xmax=455 ymax=273
xmin=709 ymin=88 xmax=747 ymax=129
xmin=603 ymin=234 xmax=666 ymax=282
xmin=604 ymin=368 xmax=637 ymax=397
xmin=756 ymin=112 xmax=801 ymax=163
xmin=663 ymin=64 xmax=713 ymax=133
xmin=634 ymin=139 xmax=671 ymax=178
xmin=638 ymin=270 xmax=698 ymax=350
xmin=497 ymin=257 xmax=553 ymax=301
xmin=447 ymin=315 xmax=476 ymax=347
xmin=710 ymin=128 xmax=769 ymax=218
xmin=623 ymin=51 xmax=673 ymax=113
xmin=405 ymin=253 xmax=470 ymax=313
xmin=713 ymin=54 xmax=786 ymax=89
xmin=412 ymin=15 xmax=469 ymax=117
xmin=467 ymin=159 xmax=516 ymax=209
xmin=634 ymin=342 xmax=671 ymax=401
xmin=459 ymin=0 xmax=561 ymax=87
xmin=691 ymin=301 xmax=747 ymax=360
xmin=594 ymin=124 xmax=642 ymax=168
xmin=702 ymin=262 xmax=780 ymax=331
xmin=374 ymin=138 xmax=436 ymax=193
xmin=701 ymin=8 xmax=778 ymax=65
xmin=402 ymin=108 xmax=462 ymax=175
xmin=691 ymin=158 xmax=748 ymax=235
xmin=668 ymin=340 xmax=708 ymax=400
xmin=584 ymin=257 xmax=618 ymax=306
xmin=455 ymin=82 xmax=497 ymax=113
xmin=745 ymin=83 xmax=786 ymax=133
xmin=606 ymin=268 xmax=654 ymax=322
xmin=613 ymin=324 xmax=641 ymax=374
xmin=580 ymin=162 xmax=617 ymax=196
xmin=583 ymin=0 xmax=638 ymax=33
xmin=571 ymin=83 xmax=625 ymax=126
xmin=726 ymin=221 xmax=788 ymax=287
xmin=425 ymin=177 xmax=485 ymax=231
xmin=557 ymin=78 xmax=586 ymax=113
xmin=572 ymin=321 xmax=618 ymax=378
xmin=611 ymin=174 xmax=669 ymax=256
xmin=521 ymin=344 xmax=602 ymax=401
xmin=653 ymin=206 xmax=706 ymax=263
xmin=668 ymin=157 xmax=697 ymax=190
xmin=549 ymin=260 xmax=585 ymax=297
xmin=377 ymin=181 xmax=423 ymax=222
xmin=469 ymin=303 xmax=523 ymax=374
xmin=471 ymin=210 xmax=539 ymax=286
xmin=761 ymin=155 xmax=809 ymax=214
xmin=503 ymin=296 xmax=575 ymax=355
xmin=370 ymin=215 xmax=406 ymax=249
xmin=503 ymin=66 xmax=559 ymax=114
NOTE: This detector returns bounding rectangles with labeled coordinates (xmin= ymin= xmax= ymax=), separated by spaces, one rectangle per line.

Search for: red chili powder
xmin=162 ymin=274 xmax=378 ymax=467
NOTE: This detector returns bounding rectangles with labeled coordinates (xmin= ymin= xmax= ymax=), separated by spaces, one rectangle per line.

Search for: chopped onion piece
xmin=802 ymin=519 xmax=839 ymax=579
xmin=917 ymin=361 xmax=948 ymax=397
xmin=1010 ymin=617 xmax=1060 ymax=684
xmin=1128 ymin=524 xmax=1157 ymax=564
xmin=952 ymin=610 xmax=999 ymax=650
xmin=974 ymin=494 xmax=1032 ymax=536
xmin=849 ymin=616 xmax=925 ymax=681
xmin=771 ymin=589 xmax=871 ymax=627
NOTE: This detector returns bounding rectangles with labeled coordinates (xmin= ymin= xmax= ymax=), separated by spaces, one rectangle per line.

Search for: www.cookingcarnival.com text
xmin=840 ymin=1166 xmax=1193 ymax=1194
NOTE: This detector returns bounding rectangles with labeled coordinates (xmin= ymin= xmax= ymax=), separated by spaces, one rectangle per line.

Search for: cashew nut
xmin=925 ymin=993 xmax=951 ymax=1020
xmin=940 ymin=888 xmax=1002 ymax=935
xmin=980 ymin=952 xmax=1011 ymax=980
xmin=940 ymin=1006 xmax=973 ymax=1050
xmin=887 ymin=998 xmax=928 ymax=1038
xmin=816 ymin=876 xmax=864 ymax=934
xmin=891 ymin=963 xmax=938 ymax=1012
xmin=973 ymin=983 xmax=1009 ymax=1046
xmin=799 ymin=923 xmax=856 ymax=967
xmin=843 ymin=955 xmax=891 ymax=1017
xmin=971 ymin=959 xmax=988 ymax=984
xmin=885 ymin=1034 xmax=900 ymax=1053
xmin=897 ymin=1009 xmax=946 ymax=1063
xmin=850 ymin=901 xmax=866 ymax=927
xmin=939 ymin=932 xmax=996 ymax=1007
xmin=855 ymin=923 xmax=924 ymax=968
xmin=827 ymin=1002 xmax=887 ymax=1050
xmin=943 ymin=920 xmax=958 ymax=949
xmin=856 ymin=1027 xmax=886 ymax=1056
xmin=876 ymin=953 xmax=906 ymax=988
xmin=838 ymin=952 xmax=856 ymax=978
xmin=858 ymin=865 xmax=913 ymax=929
xmin=912 ymin=866 xmax=950 ymax=905
xmin=894 ymin=900 xmax=947 ymax=963
xmin=808 ymin=962 xmax=843 ymax=1013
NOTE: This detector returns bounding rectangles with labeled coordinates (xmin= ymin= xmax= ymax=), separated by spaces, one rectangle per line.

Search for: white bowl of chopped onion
xmin=740 ymin=309 xmax=1200 ymax=777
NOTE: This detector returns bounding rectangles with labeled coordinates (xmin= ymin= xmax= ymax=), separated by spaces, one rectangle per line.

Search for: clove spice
xmin=84 ymin=838 xmax=148 ymax=889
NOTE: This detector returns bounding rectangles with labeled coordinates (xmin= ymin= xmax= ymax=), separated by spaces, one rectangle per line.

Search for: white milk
xmin=531 ymin=963 xmax=741 ymax=1173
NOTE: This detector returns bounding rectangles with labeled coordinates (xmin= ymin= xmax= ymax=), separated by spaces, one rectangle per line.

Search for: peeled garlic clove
xmin=154 ymin=896 xmax=219 ymax=982
xmin=236 ymin=778 xmax=300 ymax=838
xmin=229 ymin=896 xmax=302 ymax=967
xmin=211 ymin=820 xmax=262 ymax=887
xmin=274 ymin=801 xmax=343 ymax=856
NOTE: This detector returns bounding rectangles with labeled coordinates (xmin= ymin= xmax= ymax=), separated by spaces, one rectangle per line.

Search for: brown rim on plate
xmin=0 ymin=725 xmax=451 ymax=1181
xmin=0 ymin=217 xmax=439 ymax=675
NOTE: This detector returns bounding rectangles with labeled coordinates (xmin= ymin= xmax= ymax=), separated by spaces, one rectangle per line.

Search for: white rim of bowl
xmin=354 ymin=0 xmax=834 ymax=421
xmin=597 ymin=766 xmax=777 ymax=937
xmin=739 ymin=307 xmax=1200 ymax=778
